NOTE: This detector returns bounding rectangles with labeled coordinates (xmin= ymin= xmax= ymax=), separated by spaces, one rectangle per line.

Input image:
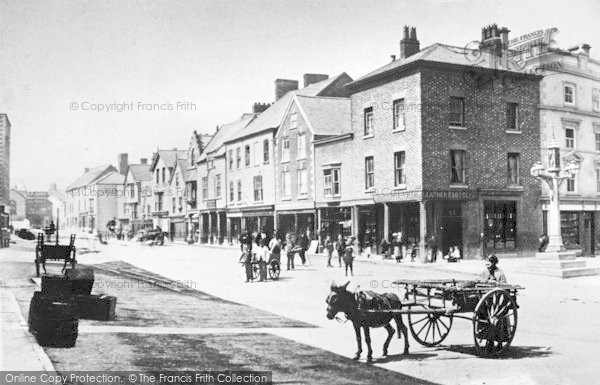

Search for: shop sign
xmin=205 ymin=200 xmax=217 ymax=209
xmin=423 ymin=189 xmax=477 ymax=201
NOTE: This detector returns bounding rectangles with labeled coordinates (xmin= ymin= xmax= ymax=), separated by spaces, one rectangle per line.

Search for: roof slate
xmin=295 ymin=95 xmax=351 ymax=136
xmin=199 ymin=114 xmax=255 ymax=161
xmin=67 ymin=165 xmax=116 ymax=191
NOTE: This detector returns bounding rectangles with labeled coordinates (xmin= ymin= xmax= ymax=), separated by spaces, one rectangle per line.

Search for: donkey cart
xmin=363 ymin=279 xmax=522 ymax=355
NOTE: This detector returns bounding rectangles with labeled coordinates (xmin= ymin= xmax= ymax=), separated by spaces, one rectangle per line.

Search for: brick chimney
xmin=118 ymin=153 xmax=128 ymax=176
xmin=480 ymin=24 xmax=507 ymax=55
xmin=252 ymin=103 xmax=271 ymax=113
xmin=400 ymin=26 xmax=420 ymax=59
xmin=275 ymin=79 xmax=299 ymax=101
xmin=140 ymin=158 xmax=148 ymax=165
xmin=303 ymin=74 xmax=329 ymax=87
xmin=582 ymin=44 xmax=591 ymax=56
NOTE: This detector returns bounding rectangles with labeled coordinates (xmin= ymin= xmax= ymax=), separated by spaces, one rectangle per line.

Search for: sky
xmin=1 ymin=0 xmax=599 ymax=190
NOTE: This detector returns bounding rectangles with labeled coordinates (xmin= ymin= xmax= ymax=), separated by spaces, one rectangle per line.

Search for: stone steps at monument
xmin=520 ymin=265 xmax=599 ymax=278
xmin=527 ymin=259 xmax=586 ymax=269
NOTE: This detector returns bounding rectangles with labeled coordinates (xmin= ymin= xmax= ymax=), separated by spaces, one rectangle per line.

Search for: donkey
xmin=326 ymin=281 xmax=409 ymax=362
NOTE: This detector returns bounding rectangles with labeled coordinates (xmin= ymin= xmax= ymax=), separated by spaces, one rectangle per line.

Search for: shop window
xmin=484 ymin=201 xmax=517 ymax=250
xmin=507 ymin=153 xmax=520 ymax=185
xmin=561 ymin=212 xmax=580 ymax=247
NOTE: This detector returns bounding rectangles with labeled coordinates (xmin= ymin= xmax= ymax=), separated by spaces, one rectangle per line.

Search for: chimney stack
xmin=400 ymin=25 xmax=420 ymax=59
xmin=303 ymin=73 xmax=329 ymax=87
xmin=84 ymin=168 xmax=90 ymax=173
xmin=140 ymin=158 xmax=148 ymax=165
xmin=252 ymin=103 xmax=271 ymax=114
xmin=390 ymin=55 xmax=396 ymax=62
xmin=274 ymin=79 xmax=299 ymax=101
xmin=118 ymin=153 xmax=128 ymax=176
xmin=480 ymin=24 xmax=507 ymax=56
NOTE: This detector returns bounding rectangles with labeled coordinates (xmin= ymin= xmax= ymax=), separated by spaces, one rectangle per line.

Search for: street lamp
xmin=530 ymin=139 xmax=580 ymax=254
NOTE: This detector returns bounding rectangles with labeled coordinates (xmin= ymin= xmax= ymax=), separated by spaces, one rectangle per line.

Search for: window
xmin=364 ymin=107 xmax=374 ymax=136
xmin=201 ymin=177 xmax=208 ymax=199
xmin=175 ymin=173 xmax=180 ymax=188
xmin=593 ymin=89 xmax=600 ymax=111
xmin=365 ymin=157 xmax=374 ymax=190
xmin=263 ymin=139 xmax=269 ymax=164
xmin=244 ymin=145 xmax=250 ymax=166
xmin=506 ymin=103 xmax=518 ymax=131
xmin=484 ymin=201 xmax=517 ymax=250
xmin=282 ymin=171 xmax=291 ymax=198
xmin=253 ymin=176 xmax=263 ymax=201
xmin=229 ymin=181 xmax=234 ymax=202
xmin=156 ymin=169 xmax=159 ymax=183
xmin=190 ymin=149 xmax=195 ymax=166
xmin=290 ymin=112 xmax=298 ymax=129
xmin=228 ymin=149 xmax=233 ymax=170
xmin=236 ymin=148 xmax=241 ymax=169
xmin=450 ymin=150 xmax=467 ymax=184
xmin=162 ymin=167 xmax=166 ymax=183
xmin=178 ymin=197 xmax=182 ymax=211
xmin=215 ymin=174 xmax=221 ymax=197
xmin=324 ymin=169 xmax=341 ymax=197
xmin=128 ymin=183 xmax=135 ymax=198
xmin=596 ymin=132 xmax=600 ymax=151
xmin=172 ymin=197 xmax=176 ymax=212
xmin=449 ymin=97 xmax=465 ymax=127
xmin=297 ymin=169 xmax=307 ymax=196
xmin=565 ymin=127 xmax=575 ymax=149
xmin=254 ymin=142 xmax=260 ymax=165
xmin=394 ymin=151 xmax=406 ymax=186
xmin=282 ymin=137 xmax=290 ymax=162
xmin=393 ymin=99 xmax=405 ymax=131
xmin=564 ymin=83 xmax=575 ymax=105
xmin=596 ymin=170 xmax=600 ymax=193
xmin=507 ymin=153 xmax=520 ymax=185
xmin=237 ymin=180 xmax=242 ymax=201
xmin=567 ymin=175 xmax=576 ymax=193
xmin=297 ymin=133 xmax=306 ymax=159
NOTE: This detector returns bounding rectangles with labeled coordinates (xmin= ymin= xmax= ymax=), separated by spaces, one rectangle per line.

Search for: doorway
xmin=439 ymin=202 xmax=462 ymax=255
xmin=583 ymin=212 xmax=595 ymax=256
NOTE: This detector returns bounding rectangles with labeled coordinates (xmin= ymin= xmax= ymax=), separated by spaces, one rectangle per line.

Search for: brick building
xmin=315 ymin=26 xmax=542 ymax=259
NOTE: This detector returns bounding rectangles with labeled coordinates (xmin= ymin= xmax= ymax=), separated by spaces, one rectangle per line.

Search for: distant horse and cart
xmin=326 ymin=279 xmax=522 ymax=361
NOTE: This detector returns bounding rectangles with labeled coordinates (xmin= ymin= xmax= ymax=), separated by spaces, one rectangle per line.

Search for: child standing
xmin=257 ymin=239 xmax=269 ymax=281
xmin=343 ymin=239 xmax=355 ymax=277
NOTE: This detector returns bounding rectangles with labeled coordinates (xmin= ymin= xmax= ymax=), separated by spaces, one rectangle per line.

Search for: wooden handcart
xmin=35 ymin=233 xmax=77 ymax=277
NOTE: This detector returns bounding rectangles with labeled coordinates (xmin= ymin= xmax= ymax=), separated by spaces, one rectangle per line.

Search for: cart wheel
xmin=268 ymin=263 xmax=280 ymax=280
xmin=408 ymin=304 xmax=453 ymax=347
xmin=473 ymin=288 xmax=518 ymax=355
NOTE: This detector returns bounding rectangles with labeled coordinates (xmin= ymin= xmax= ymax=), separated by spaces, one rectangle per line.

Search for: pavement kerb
xmin=0 ymin=288 xmax=56 ymax=372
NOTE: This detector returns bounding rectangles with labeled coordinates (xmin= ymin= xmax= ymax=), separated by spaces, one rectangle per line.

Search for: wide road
xmin=4 ymin=238 xmax=600 ymax=384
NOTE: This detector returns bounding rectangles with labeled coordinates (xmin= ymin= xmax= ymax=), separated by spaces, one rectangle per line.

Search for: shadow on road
xmin=373 ymin=352 xmax=437 ymax=363
xmin=444 ymin=344 xmax=553 ymax=359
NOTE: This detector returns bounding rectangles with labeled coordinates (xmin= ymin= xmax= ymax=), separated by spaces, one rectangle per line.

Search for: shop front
xmin=542 ymin=203 xmax=598 ymax=256
xmin=276 ymin=209 xmax=316 ymax=238
xmin=319 ymin=205 xmax=353 ymax=239
xmin=170 ymin=215 xmax=187 ymax=241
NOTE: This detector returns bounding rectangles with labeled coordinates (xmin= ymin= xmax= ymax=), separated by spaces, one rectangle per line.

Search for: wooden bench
xmin=35 ymin=234 xmax=77 ymax=277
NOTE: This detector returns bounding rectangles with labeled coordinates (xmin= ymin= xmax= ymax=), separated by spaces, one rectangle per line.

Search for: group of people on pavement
xmin=322 ymin=234 xmax=357 ymax=276
xmin=238 ymin=227 xmax=313 ymax=283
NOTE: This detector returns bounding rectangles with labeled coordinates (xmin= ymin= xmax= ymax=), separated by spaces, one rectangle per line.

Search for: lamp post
xmin=530 ymin=139 xmax=580 ymax=255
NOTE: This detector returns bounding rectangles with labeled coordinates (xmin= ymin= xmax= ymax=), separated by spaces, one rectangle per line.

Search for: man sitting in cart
xmin=480 ymin=254 xmax=507 ymax=283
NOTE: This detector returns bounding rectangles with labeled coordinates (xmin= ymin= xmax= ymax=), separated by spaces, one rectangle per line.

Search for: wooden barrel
xmin=28 ymin=292 xmax=78 ymax=348
xmin=66 ymin=267 xmax=95 ymax=295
